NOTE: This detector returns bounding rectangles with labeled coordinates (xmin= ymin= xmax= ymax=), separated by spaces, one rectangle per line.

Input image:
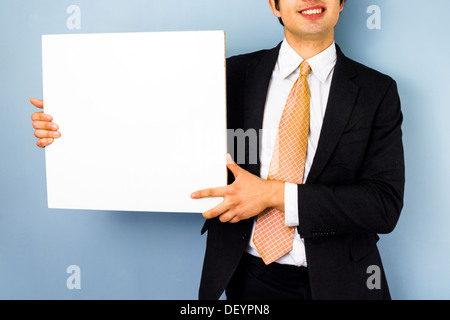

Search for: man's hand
xmin=191 ymin=154 xmax=285 ymax=223
xmin=30 ymin=98 xmax=61 ymax=148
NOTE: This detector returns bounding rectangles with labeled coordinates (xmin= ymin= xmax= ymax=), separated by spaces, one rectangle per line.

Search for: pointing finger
xmin=191 ymin=186 xmax=227 ymax=199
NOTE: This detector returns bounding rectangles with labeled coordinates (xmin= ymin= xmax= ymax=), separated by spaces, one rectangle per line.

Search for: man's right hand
xmin=30 ymin=98 xmax=61 ymax=148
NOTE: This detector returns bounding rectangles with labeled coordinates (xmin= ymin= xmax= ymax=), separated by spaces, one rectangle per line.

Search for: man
xmin=31 ymin=0 xmax=404 ymax=300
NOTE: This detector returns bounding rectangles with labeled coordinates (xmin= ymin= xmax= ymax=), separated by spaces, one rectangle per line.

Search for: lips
xmin=299 ymin=6 xmax=326 ymax=17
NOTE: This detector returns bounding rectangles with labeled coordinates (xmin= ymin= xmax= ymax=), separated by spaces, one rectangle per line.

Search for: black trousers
xmin=226 ymin=253 xmax=312 ymax=300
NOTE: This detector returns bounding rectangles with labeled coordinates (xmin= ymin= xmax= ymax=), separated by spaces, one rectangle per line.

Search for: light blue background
xmin=0 ymin=0 xmax=449 ymax=300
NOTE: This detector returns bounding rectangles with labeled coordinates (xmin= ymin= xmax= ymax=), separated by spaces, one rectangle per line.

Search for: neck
xmin=284 ymin=31 xmax=335 ymax=60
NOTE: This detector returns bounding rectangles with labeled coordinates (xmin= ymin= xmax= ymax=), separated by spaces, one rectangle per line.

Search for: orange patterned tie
xmin=253 ymin=61 xmax=312 ymax=265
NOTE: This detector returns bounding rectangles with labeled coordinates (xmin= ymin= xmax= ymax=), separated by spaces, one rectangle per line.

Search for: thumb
xmin=30 ymin=98 xmax=44 ymax=109
xmin=226 ymin=153 xmax=242 ymax=178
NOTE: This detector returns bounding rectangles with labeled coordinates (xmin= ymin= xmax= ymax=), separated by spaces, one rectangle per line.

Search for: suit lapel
xmin=306 ymin=46 xmax=360 ymax=183
xmin=243 ymin=44 xmax=281 ymax=175
xmin=239 ymin=44 xmax=359 ymax=182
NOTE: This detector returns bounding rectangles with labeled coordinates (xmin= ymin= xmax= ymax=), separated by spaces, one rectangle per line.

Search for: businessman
xmin=31 ymin=0 xmax=405 ymax=300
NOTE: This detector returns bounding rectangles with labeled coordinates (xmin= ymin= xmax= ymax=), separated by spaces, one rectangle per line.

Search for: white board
xmin=42 ymin=31 xmax=227 ymax=213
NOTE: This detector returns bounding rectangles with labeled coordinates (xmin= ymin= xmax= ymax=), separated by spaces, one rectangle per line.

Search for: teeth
xmin=301 ymin=8 xmax=323 ymax=15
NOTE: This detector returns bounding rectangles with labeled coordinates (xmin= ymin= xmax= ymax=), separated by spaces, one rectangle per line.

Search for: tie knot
xmin=300 ymin=61 xmax=311 ymax=76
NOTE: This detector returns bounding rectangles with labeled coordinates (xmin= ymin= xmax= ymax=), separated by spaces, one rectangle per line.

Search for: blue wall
xmin=336 ymin=0 xmax=450 ymax=300
xmin=0 ymin=0 xmax=449 ymax=299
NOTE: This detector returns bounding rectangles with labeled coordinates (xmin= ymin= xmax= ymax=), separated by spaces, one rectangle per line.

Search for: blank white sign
xmin=42 ymin=31 xmax=227 ymax=213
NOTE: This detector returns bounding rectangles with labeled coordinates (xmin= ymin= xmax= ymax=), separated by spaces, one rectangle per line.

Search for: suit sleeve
xmin=297 ymin=80 xmax=405 ymax=238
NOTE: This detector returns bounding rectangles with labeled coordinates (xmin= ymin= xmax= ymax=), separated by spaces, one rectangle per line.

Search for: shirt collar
xmin=277 ymin=39 xmax=337 ymax=83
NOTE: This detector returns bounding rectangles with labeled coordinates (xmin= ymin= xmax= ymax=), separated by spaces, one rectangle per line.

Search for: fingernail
xmin=47 ymin=138 xmax=53 ymax=143
xmin=51 ymin=124 xmax=58 ymax=130
xmin=191 ymin=193 xmax=196 ymax=199
xmin=52 ymin=132 xmax=60 ymax=137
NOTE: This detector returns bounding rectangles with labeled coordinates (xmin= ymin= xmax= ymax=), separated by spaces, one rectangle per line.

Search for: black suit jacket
xmin=199 ymin=43 xmax=405 ymax=300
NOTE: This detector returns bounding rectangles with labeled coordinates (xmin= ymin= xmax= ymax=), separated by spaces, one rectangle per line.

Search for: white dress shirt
xmin=246 ymin=39 xmax=337 ymax=266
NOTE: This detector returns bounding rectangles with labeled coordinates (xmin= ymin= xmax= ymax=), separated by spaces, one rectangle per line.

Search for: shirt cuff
xmin=284 ymin=182 xmax=299 ymax=227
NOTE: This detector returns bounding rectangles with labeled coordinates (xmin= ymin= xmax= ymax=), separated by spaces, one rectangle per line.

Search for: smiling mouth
xmin=299 ymin=7 xmax=326 ymax=16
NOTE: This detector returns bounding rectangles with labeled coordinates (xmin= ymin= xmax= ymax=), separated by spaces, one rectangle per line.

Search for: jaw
xmin=277 ymin=2 xmax=341 ymax=47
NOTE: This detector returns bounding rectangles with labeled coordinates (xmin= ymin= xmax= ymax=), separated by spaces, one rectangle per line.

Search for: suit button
xmin=241 ymin=233 xmax=249 ymax=241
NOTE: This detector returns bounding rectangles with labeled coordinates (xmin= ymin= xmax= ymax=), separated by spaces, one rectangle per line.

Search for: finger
xmin=34 ymin=129 xmax=61 ymax=139
xmin=30 ymin=98 xmax=44 ymax=109
xmin=230 ymin=216 xmax=242 ymax=224
xmin=203 ymin=201 xmax=230 ymax=220
xmin=32 ymin=121 xmax=59 ymax=131
xmin=31 ymin=112 xmax=53 ymax=122
xmin=36 ymin=138 xmax=54 ymax=148
xmin=226 ymin=153 xmax=243 ymax=178
xmin=191 ymin=186 xmax=228 ymax=199
xmin=219 ymin=210 xmax=237 ymax=223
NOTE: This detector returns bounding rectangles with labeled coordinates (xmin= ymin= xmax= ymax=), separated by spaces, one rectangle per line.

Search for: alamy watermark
xmin=66 ymin=265 xmax=81 ymax=290
xmin=366 ymin=265 xmax=381 ymax=290
xmin=66 ymin=5 xmax=81 ymax=30
xmin=367 ymin=5 xmax=381 ymax=30
xmin=64 ymin=4 xmax=381 ymax=34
